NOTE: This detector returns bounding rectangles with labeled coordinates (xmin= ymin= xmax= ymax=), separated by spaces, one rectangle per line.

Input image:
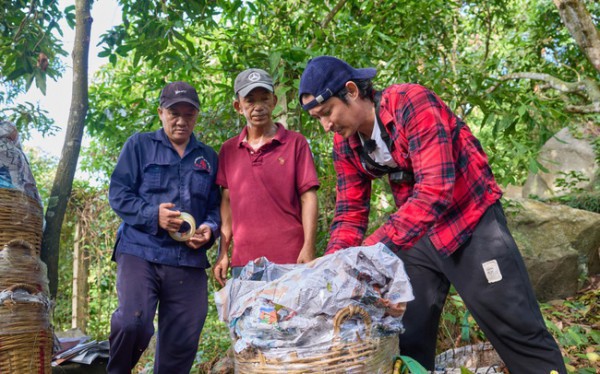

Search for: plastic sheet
xmin=0 ymin=121 xmax=42 ymax=204
xmin=0 ymin=121 xmax=44 ymax=250
xmin=0 ymin=286 xmax=52 ymax=334
xmin=215 ymin=243 xmax=414 ymax=357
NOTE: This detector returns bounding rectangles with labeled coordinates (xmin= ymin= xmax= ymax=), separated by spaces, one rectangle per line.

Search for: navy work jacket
xmin=109 ymin=128 xmax=221 ymax=268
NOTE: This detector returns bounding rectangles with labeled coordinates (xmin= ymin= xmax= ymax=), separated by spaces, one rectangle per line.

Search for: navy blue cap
xmin=299 ymin=56 xmax=377 ymax=111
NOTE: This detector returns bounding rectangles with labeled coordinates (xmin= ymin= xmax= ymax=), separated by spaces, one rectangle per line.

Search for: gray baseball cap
xmin=234 ymin=68 xmax=274 ymax=97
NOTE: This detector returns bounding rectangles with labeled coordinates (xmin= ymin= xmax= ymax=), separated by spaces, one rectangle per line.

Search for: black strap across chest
xmin=356 ymin=91 xmax=413 ymax=182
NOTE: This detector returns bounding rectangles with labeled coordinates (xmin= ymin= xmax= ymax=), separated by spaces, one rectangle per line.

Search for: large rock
xmin=505 ymin=198 xmax=600 ymax=301
xmin=522 ymin=126 xmax=599 ymax=199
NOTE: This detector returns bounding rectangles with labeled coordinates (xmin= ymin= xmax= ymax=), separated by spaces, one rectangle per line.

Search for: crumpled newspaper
xmin=215 ymin=243 xmax=414 ymax=354
xmin=0 ymin=121 xmax=42 ymax=204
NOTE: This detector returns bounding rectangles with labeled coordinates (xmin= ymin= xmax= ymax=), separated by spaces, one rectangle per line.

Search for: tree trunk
xmin=41 ymin=0 xmax=92 ymax=298
xmin=71 ymin=220 xmax=89 ymax=332
xmin=553 ymin=0 xmax=600 ymax=73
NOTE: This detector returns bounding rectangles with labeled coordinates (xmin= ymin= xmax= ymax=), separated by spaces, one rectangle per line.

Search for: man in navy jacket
xmin=107 ymin=81 xmax=220 ymax=373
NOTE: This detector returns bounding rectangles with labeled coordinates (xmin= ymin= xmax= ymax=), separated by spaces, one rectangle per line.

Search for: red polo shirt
xmin=216 ymin=123 xmax=320 ymax=267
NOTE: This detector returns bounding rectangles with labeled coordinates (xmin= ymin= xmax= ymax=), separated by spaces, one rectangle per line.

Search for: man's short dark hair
xmin=334 ymin=79 xmax=375 ymax=104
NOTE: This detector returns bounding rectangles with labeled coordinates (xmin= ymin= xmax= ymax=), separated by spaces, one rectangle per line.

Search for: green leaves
xmin=65 ymin=4 xmax=76 ymax=28
xmin=11 ymin=2 xmax=594 ymax=370
xmin=80 ymin=0 xmax=600 ymax=237
xmin=0 ymin=0 xmax=66 ymax=83
xmin=0 ymin=0 xmax=68 ymax=136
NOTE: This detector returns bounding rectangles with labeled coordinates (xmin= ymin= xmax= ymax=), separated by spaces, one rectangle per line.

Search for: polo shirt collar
xmin=237 ymin=122 xmax=286 ymax=147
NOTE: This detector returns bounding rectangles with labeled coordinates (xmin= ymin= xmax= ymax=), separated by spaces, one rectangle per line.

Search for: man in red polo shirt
xmin=298 ymin=56 xmax=566 ymax=373
xmin=213 ymin=68 xmax=320 ymax=285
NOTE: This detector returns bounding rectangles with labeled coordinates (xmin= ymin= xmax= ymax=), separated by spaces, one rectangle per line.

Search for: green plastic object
xmin=394 ymin=355 xmax=429 ymax=374
xmin=461 ymin=310 xmax=471 ymax=342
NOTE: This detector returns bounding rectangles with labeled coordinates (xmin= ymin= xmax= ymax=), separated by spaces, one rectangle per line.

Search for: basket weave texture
xmin=0 ymin=188 xmax=51 ymax=373
xmin=0 ymin=188 xmax=43 ymax=250
xmin=234 ymin=305 xmax=399 ymax=373
xmin=0 ymin=239 xmax=49 ymax=294
xmin=434 ymin=342 xmax=505 ymax=372
xmin=0 ymin=284 xmax=53 ymax=374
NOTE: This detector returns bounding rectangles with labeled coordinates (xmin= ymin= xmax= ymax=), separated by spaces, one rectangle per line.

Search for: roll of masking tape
xmin=169 ymin=212 xmax=196 ymax=242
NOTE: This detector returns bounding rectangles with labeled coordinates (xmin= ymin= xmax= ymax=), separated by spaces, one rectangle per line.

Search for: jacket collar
xmin=151 ymin=128 xmax=202 ymax=152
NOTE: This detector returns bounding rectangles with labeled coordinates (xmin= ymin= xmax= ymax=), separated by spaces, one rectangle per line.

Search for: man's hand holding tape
xmin=159 ymin=202 xmax=212 ymax=249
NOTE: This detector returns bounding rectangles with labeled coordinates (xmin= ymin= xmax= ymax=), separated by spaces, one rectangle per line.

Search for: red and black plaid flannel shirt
xmin=326 ymin=83 xmax=502 ymax=255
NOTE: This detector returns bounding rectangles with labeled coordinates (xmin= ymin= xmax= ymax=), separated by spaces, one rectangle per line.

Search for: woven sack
xmin=0 ymin=188 xmax=43 ymax=250
xmin=0 ymin=283 xmax=53 ymax=374
xmin=234 ymin=305 xmax=399 ymax=374
xmin=0 ymin=239 xmax=49 ymax=295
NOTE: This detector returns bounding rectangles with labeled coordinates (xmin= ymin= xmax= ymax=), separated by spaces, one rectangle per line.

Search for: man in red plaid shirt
xmin=299 ymin=56 xmax=565 ymax=373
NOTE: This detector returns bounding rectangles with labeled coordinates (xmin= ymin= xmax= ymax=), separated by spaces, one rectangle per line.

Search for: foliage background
xmin=2 ymin=0 xmax=599 ymax=372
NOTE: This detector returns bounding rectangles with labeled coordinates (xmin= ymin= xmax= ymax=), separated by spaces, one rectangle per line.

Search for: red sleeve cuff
xmin=364 ymin=233 xmax=398 ymax=252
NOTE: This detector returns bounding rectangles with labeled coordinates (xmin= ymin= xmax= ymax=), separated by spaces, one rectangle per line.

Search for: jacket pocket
xmin=190 ymin=168 xmax=211 ymax=198
xmin=142 ymin=163 xmax=171 ymax=192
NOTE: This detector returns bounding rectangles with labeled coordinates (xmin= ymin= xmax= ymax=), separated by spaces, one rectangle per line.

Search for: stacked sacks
xmin=0 ymin=240 xmax=49 ymax=295
xmin=0 ymin=121 xmax=52 ymax=373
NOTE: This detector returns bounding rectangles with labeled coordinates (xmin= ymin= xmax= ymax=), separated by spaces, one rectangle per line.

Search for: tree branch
xmin=487 ymin=72 xmax=582 ymax=94
xmin=483 ymin=4 xmax=493 ymax=62
xmin=565 ymin=102 xmax=600 ymax=113
xmin=13 ymin=0 xmax=38 ymax=42
xmin=307 ymin=0 xmax=348 ymax=49
xmin=320 ymin=0 xmax=348 ymax=29
xmin=487 ymin=72 xmax=600 ymax=113
xmin=553 ymin=0 xmax=600 ymax=73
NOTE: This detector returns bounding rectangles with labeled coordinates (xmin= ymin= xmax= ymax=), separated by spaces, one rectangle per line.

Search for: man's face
xmin=302 ymin=94 xmax=360 ymax=139
xmin=234 ymin=87 xmax=277 ymax=128
xmin=158 ymin=102 xmax=199 ymax=146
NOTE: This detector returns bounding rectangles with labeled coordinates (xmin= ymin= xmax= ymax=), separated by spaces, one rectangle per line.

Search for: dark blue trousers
xmin=107 ymin=253 xmax=208 ymax=374
xmin=397 ymin=202 xmax=566 ymax=373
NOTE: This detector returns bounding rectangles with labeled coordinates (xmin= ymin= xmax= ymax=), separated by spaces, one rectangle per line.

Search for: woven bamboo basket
xmin=0 ymin=239 xmax=49 ymax=295
xmin=434 ymin=342 xmax=505 ymax=372
xmin=0 ymin=188 xmax=43 ymax=250
xmin=0 ymin=283 xmax=53 ymax=374
xmin=234 ymin=304 xmax=400 ymax=373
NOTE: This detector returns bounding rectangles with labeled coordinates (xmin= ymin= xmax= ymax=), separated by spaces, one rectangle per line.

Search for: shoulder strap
xmin=357 ymin=146 xmax=398 ymax=174
xmin=373 ymin=91 xmax=394 ymax=152
xmin=355 ymin=90 xmax=415 ymax=183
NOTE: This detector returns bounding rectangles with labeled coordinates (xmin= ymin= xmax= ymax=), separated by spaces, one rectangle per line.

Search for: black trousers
xmin=107 ymin=253 xmax=208 ymax=374
xmin=396 ymin=202 xmax=566 ymax=373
